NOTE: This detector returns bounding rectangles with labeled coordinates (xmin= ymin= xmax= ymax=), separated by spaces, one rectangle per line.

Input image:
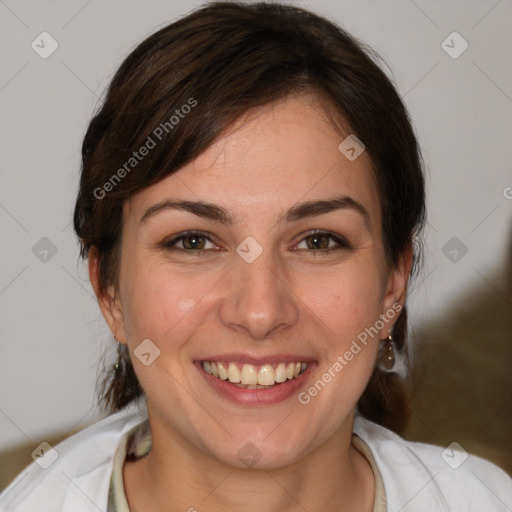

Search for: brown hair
xmin=74 ymin=1 xmax=425 ymax=433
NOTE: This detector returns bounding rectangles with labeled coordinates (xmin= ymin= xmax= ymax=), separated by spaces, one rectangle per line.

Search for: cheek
xmin=299 ymin=262 xmax=384 ymax=342
xmin=293 ymin=264 xmax=384 ymax=432
xmin=119 ymin=258 xmax=200 ymax=345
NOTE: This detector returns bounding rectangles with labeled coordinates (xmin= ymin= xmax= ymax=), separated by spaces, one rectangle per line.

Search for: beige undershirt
xmin=352 ymin=434 xmax=387 ymax=511
xmin=107 ymin=421 xmax=386 ymax=511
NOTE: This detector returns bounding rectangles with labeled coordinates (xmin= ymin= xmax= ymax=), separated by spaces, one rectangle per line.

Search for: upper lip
xmin=195 ymin=354 xmax=315 ymax=365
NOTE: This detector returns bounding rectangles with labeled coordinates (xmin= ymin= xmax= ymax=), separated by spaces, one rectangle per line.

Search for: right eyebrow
xmin=140 ymin=200 xmax=235 ymax=225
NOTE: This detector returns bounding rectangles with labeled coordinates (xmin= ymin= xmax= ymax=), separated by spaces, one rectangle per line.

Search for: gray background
xmin=1 ymin=0 xmax=511 ymax=483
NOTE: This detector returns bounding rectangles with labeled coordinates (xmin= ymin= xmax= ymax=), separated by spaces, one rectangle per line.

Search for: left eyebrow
xmin=285 ymin=196 xmax=369 ymax=226
xmin=140 ymin=195 xmax=370 ymax=227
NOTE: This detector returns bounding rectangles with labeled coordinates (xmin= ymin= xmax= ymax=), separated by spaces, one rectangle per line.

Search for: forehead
xmin=125 ymin=94 xmax=380 ymax=228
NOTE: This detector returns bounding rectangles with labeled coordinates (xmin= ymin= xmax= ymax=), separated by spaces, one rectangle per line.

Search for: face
xmin=92 ymin=93 xmax=409 ymax=470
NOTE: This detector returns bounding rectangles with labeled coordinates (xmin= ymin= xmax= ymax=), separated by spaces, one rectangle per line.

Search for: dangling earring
xmin=378 ymin=330 xmax=407 ymax=378
xmin=378 ymin=334 xmax=395 ymax=371
xmin=113 ymin=332 xmax=121 ymax=374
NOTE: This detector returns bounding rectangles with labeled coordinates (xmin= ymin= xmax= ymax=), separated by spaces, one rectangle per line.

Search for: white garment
xmin=1 ymin=404 xmax=511 ymax=511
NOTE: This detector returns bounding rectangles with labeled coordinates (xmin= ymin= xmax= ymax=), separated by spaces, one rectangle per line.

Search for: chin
xmin=202 ymin=429 xmax=312 ymax=471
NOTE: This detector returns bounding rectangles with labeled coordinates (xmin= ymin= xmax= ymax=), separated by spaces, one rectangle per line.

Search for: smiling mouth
xmin=201 ymin=361 xmax=308 ymax=389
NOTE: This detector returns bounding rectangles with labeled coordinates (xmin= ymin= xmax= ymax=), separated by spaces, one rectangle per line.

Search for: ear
xmin=379 ymin=244 xmax=413 ymax=338
xmin=88 ymin=246 xmax=127 ymax=344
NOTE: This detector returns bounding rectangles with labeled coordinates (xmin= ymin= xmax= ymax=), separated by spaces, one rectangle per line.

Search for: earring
xmin=378 ymin=330 xmax=407 ymax=378
xmin=113 ymin=332 xmax=121 ymax=374
xmin=378 ymin=335 xmax=395 ymax=371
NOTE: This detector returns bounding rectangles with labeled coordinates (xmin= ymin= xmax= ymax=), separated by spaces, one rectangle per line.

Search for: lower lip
xmin=194 ymin=362 xmax=316 ymax=406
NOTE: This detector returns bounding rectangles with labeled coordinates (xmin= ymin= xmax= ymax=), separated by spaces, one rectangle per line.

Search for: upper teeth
xmin=202 ymin=361 xmax=308 ymax=386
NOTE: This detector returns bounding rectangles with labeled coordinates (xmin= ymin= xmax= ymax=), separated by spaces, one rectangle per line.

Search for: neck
xmin=123 ymin=410 xmax=374 ymax=512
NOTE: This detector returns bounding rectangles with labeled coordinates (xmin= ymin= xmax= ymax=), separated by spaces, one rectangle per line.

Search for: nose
xmin=219 ymin=248 xmax=299 ymax=340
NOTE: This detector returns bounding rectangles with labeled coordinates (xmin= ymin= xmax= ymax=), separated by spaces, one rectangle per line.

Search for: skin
xmin=90 ymin=93 xmax=411 ymax=512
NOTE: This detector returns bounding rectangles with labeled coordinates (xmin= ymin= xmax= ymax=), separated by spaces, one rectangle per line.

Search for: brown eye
xmin=305 ymin=233 xmax=330 ymax=250
xmin=163 ymin=231 xmax=216 ymax=251
xmin=297 ymin=231 xmax=351 ymax=253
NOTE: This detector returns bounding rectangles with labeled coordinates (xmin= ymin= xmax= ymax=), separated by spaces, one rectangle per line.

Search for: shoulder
xmin=353 ymin=415 xmax=512 ymax=511
xmin=0 ymin=404 xmax=148 ymax=512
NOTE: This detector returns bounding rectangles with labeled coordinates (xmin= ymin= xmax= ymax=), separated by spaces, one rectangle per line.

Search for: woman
xmin=1 ymin=2 xmax=511 ymax=511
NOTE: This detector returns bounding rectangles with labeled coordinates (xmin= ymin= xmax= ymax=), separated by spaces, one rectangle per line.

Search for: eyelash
xmin=162 ymin=230 xmax=351 ymax=255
